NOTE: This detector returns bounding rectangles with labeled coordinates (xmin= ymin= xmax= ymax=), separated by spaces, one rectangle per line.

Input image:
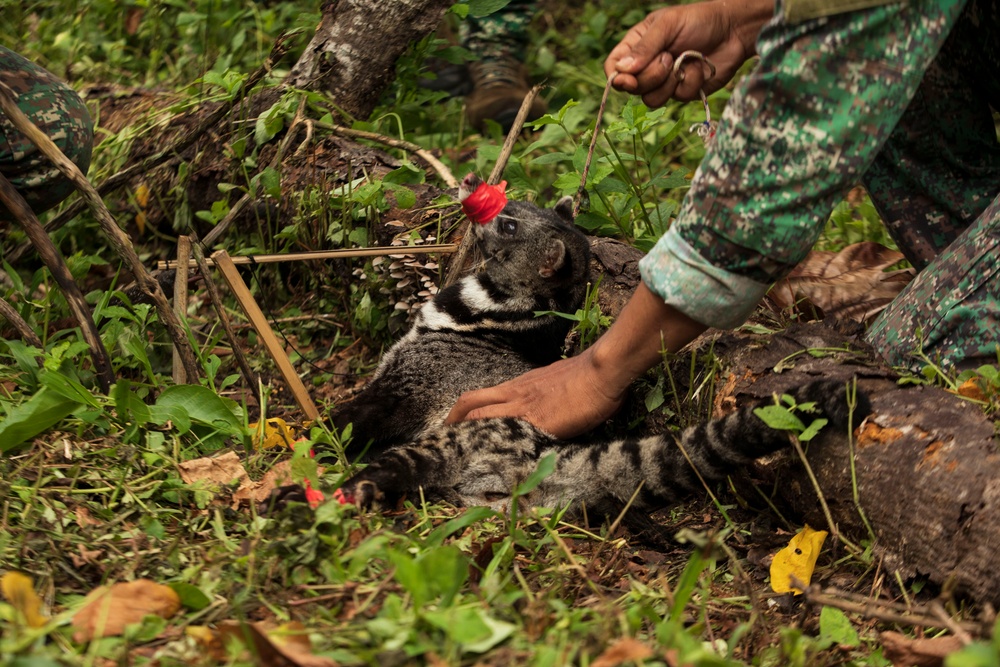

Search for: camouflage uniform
xmin=638 ymin=0 xmax=1000 ymax=372
xmin=463 ymin=0 xmax=533 ymax=62
xmin=0 ymin=46 xmax=94 ymax=221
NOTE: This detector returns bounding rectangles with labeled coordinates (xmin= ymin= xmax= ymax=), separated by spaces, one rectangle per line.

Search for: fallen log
xmin=587 ymin=241 xmax=1000 ymax=605
xmin=705 ymin=322 xmax=1000 ymax=606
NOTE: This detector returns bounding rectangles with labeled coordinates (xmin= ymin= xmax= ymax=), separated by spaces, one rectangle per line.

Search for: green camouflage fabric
xmin=0 ymin=46 xmax=94 ymax=221
xmin=639 ymin=0 xmax=1000 ymax=371
xmin=462 ymin=0 xmax=533 ymax=62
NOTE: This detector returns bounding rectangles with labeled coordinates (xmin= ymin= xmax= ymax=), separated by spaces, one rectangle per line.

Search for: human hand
xmin=445 ymin=348 xmax=627 ymax=440
xmin=604 ymin=0 xmax=772 ymax=106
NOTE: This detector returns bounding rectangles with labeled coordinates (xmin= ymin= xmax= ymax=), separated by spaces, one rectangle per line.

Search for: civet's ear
xmin=553 ymin=196 xmax=575 ymax=223
xmin=538 ymin=238 xmax=566 ymax=279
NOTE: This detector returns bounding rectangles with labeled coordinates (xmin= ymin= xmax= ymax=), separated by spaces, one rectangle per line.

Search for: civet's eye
xmin=500 ymin=219 xmax=518 ymax=235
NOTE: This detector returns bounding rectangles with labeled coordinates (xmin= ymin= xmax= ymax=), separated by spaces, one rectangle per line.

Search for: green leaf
xmin=425 ymin=506 xmax=498 ymax=547
xmin=798 ymin=418 xmax=829 ymax=442
xmin=258 ymin=166 xmax=281 ymax=199
xmin=169 ymin=582 xmax=212 ymax=611
xmin=154 ymin=385 xmax=243 ymax=434
xmin=513 ymin=452 xmax=556 ymax=496
xmin=467 ymin=0 xmax=512 ymax=17
xmin=818 ymin=606 xmax=860 ymax=648
xmin=0 ymin=387 xmax=81 ymax=452
xmin=644 ymin=382 xmax=665 ymax=412
xmin=383 ymin=182 xmax=416 ymax=209
xmin=423 ymin=606 xmax=516 ymax=653
xmin=753 ymin=405 xmax=806 ymax=432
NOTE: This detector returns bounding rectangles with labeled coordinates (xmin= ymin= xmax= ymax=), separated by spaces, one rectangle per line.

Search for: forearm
xmin=588 ymin=282 xmax=707 ymax=397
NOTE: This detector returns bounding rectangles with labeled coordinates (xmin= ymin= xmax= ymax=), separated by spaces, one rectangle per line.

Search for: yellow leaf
xmin=249 ymin=418 xmax=296 ymax=450
xmin=1 ymin=571 xmax=48 ymax=628
xmin=770 ymin=525 xmax=828 ymax=595
xmin=134 ymin=183 xmax=151 ymax=208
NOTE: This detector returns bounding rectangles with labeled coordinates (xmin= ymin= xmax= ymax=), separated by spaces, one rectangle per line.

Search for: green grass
xmin=1 ymin=0 xmax=997 ymax=665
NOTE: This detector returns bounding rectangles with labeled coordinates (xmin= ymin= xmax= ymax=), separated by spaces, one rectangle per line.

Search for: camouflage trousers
xmin=0 ymin=46 xmax=94 ymax=222
xmin=639 ymin=0 xmax=1000 ymax=373
xmin=863 ymin=0 xmax=1000 ymax=372
xmin=462 ymin=0 xmax=533 ymax=62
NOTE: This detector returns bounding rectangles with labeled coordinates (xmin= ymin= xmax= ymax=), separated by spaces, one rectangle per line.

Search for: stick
xmin=802 ymin=584 xmax=983 ymax=636
xmin=0 ymin=293 xmax=43 ymax=349
xmin=0 ymin=173 xmax=114 ymax=391
xmin=156 ymin=244 xmax=457 ymax=270
xmin=189 ymin=239 xmax=259 ymax=399
xmin=172 ymin=236 xmax=191 ymax=384
xmin=314 ymin=121 xmax=458 ymax=188
xmin=211 ymin=249 xmax=320 ymax=421
xmin=2 ymin=33 xmax=295 ymax=268
xmin=443 ymin=84 xmax=543 ymax=288
xmin=0 ymin=80 xmax=201 ymax=382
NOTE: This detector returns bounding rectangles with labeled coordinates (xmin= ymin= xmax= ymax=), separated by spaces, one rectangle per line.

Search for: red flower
xmin=332 ymin=488 xmax=354 ymax=505
xmin=461 ymin=180 xmax=508 ymax=224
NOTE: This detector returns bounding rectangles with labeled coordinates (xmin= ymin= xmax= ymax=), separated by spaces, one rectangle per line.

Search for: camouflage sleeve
xmin=638 ymin=0 xmax=967 ymax=329
xmin=0 ymin=46 xmax=93 ymax=220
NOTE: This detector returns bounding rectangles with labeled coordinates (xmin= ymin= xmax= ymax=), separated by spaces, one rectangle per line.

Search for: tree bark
xmin=287 ymin=0 xmax=453 ymax=120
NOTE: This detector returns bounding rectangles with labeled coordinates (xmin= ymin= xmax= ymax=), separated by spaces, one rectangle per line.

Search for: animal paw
xmin=335 ymin=479 xmax=382 ymax=509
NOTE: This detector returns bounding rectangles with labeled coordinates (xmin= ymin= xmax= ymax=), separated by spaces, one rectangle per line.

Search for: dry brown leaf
xmin=187 ymin=625 xmax=229 ymax=663
xmin=232 ymin=460 xmax=297 ymax=507
xmin=217 ymin=620 xmax=338 ymax=667
xmin=591 ymin=637 xmax=654 ymax=667
xmin=768 ymin=241 xmax=914 ymax=323
xmin=71 ymin=579 xmax=181 ymax=643
xmin=952 ymin=378 xmax=987 ymax=402
xmin=178 ymin=451 xmax=250 ymax=490
xmin=70 ymin=544 xmax=104 ymax=569
xmin=75 ymin=506 xmax=101 ymax=528
xmin=880 ymin=631 xmax=964 ymax=667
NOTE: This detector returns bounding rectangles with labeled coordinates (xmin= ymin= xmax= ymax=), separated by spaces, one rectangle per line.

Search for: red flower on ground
xmin=461 ymin=180 xmax=507 ymax=224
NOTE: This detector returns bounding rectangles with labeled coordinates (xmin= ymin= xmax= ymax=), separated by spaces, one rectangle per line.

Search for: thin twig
xmin=172 ymin=235 xmax=192 ymax=384
xmin=0 ymin=171 xmax=114 ymax=390
xmin=0 ymin=293 xmax=43 ymax=349
xmin=6 ymin=33 xmax=294 ymax=266
xmin=575 ymin=73 xmax=617 ymax=217
xmin=189 ymin=233 xmax=259 ymax=399
xmin=802 ymin=584 xmax=983 ymax=636
xmin=202 ymin=95 xmax=308 ymax=248
xmin=0 ymin=80 xmax=201 ymax=382
xmin=314 ymin=121 xmax=458 ymax=188
xmin=157 ymin=244 xmax=457 ymax=270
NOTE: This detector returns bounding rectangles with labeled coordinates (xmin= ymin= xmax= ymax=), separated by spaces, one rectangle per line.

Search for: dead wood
xmin=700 ymin=321 xmax=1000 ymax=606
xmin=0 ymin=292 xmax=43 ymax=349
xmin=0 ymin=172 xmax=114 ymax=391
xmin=286 ymin=0 xmax=452 ymax=120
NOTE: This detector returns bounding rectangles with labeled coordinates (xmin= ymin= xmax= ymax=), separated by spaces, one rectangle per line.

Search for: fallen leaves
xmin=768 ymin=242 xmax=914 ymax=323
xmin=189 ymin=620 xmax=338 ymax=667
xmin=591 ymin=637 xmax=654 ymax=667
xmin=880 ymin=631 xmax=964 ymax=667
xmin=770 ymin=525 xmax=828 ymax=595
xmin=178 ymin=450 xmax=321 ymax=508
xmin=71 ymin=579 xmax=180 ymax=642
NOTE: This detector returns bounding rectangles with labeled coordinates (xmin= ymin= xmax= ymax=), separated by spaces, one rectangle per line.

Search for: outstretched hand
xmin=447 ymin=283 xmax=709 ymax=440
xmin=605 ymin=0 xmax=773 ymax=106
xmin=445 ymin=347 xmax=626 ymax=440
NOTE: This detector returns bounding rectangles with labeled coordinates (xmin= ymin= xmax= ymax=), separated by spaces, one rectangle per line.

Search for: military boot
xmin=465 ymin=57 xmax=546 ymax=133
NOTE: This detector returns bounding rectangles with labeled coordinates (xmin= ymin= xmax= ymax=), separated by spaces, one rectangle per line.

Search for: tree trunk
xmin=287 ymin=0 xmax=453 ymax=120
xmin=704 ymin=322 xmax=1000 ymax=607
